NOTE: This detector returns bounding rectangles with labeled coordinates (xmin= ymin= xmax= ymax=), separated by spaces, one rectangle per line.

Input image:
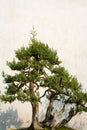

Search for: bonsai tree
xmin=0 ymin=30 xmax=87 ymax=130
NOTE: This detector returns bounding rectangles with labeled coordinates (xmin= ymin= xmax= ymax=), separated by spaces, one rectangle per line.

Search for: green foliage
xmin=15 ymin=46 xmax=29 ymax=61
xmin=1 ymin=33 xmax=61 ymax=104
xmin=7 ymin=59 xmax=28 ymax=71
xmin=1 ymin=94 xmax=16 ymax=103
xmin=28 ymin=39 xmax=60 ymax=64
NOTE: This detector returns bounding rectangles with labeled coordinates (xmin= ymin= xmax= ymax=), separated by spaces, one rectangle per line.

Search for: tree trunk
xmin=48 ymin=104 xmax=65 ymax=130
xmin=42 ymin=97 xmax=54 ymax=128
xmin=29 ymin=82 xmax=43 ymax=129
xmin=51 ymin=106 xmax=75 ymax=130
xmin=30 ymin=103 xmax=43 ymax=130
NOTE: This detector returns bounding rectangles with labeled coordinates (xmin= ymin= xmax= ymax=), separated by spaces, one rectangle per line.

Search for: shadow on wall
xmin=0 ymin=108 xmax=23 ymax=130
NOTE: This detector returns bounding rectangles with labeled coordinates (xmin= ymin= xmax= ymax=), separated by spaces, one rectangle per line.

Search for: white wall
xmin=0 ymin=0 xmax=87 ymax=130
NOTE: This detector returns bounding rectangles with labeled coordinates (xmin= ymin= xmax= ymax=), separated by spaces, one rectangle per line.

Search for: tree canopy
xmin=0 ymin=31 xmax=87 ymax=130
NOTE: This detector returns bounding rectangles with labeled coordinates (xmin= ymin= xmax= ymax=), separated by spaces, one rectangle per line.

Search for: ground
xmin=10 ymin=126 xmax=76 ymax=130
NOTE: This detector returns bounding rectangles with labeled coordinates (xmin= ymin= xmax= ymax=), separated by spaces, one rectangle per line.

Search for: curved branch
xmin=33 ymin=82 xmax=40 ymax=92
xmin=40 ymin=88 xmax=52 ymax=98
xmin=12 ymin=82 xmax=25 ymax=94
xmin=40 ymin=89 xmax=58 ymax=99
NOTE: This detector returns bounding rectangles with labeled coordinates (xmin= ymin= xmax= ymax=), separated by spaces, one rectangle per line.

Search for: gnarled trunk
xmin=45 ymin=97 xmax=54 ymax=122
xmin=43 ymin=101 xmax=65 ymax=130
xmin=42 ymin=95 xmax=54 ymax=129
xmin=49 ymin=104 xmax=65 ymax=130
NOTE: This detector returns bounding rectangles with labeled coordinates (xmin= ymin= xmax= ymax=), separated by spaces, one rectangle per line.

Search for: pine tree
xmin=0 ymin=30 xmax=87 ymax=130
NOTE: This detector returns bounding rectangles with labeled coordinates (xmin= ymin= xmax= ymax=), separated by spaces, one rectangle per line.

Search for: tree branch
xmin=40 ymin=88 xmax=52 ymax=98
xmin=40 ymin=88 xmax=58 ymax=99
